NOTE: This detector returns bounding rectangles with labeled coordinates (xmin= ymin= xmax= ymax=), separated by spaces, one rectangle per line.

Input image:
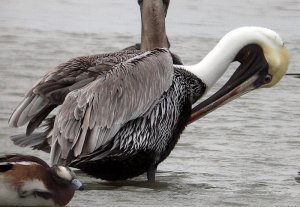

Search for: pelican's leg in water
xmin=147 ymin=165 xmax=157 ymax=182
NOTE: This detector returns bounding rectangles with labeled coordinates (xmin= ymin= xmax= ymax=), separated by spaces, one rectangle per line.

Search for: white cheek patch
xmin=0 ymin=177 xmax=55 ymax=207
xmin=57 ymin=166 xmax=72 ymax=181
xmin=22 ymin=179 xmax=49 ymax=193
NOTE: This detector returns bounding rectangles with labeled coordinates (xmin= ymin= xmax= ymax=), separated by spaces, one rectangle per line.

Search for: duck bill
xmin=188 ymin=45 xmax=271 ymax=124
xmin=72 ymin=178 xmax=84 ymax=191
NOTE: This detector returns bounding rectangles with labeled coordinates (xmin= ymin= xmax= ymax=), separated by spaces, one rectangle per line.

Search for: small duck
xmin=0 ymin=154 xmax=83 ymax=207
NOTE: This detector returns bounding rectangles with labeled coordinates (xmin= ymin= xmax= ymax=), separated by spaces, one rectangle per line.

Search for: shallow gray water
xmin=0 ymin=0 xmax=300 ymax=206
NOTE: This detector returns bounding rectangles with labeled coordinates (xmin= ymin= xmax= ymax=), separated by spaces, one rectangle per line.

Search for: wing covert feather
xmin=51 ymin=48 xmax=174 ymax=163
xmin=8 ymin=50 xmax=141 ymax=135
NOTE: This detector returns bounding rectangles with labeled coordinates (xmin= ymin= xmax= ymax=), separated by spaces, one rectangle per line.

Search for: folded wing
xmin=50 ymin=48 xmax=174 ymax=165
xmin=9 ymin=50 xmax=141 ymax=137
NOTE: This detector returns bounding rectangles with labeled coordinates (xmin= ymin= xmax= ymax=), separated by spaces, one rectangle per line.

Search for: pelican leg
xmin=147 ymin=165 xmax=157 ymax=182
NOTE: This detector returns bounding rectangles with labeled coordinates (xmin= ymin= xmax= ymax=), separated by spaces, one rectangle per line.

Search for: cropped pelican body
xmin=9 ymin=27 xmax=288 ymax=181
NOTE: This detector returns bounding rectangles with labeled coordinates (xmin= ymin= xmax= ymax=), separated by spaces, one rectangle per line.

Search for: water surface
xmin=0 ymin=0 xmax=299 ymax=206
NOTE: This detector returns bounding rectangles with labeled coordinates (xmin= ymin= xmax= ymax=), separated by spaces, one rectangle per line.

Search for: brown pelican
xmin=9 ymin=27 xmax=289 ymax=181
xmin=124 ymin=0 xmax=169 ymax=51
xmin=139 ymin=0 xmax=170 ymax=51
xmin=125 ymin=0 xmax=183 ymax=64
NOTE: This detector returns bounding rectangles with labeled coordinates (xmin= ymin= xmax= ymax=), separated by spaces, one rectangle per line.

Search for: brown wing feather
xmin=50 ymin=48 xmax=174 ymax=165
xmin=9 ymin=50 xmax=142 ymax=153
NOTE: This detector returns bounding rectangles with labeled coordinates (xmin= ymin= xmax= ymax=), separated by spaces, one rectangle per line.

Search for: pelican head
xmin=253 ymin=27 xmax=289 ymax=87
xmin=185 ymin=27 xmax=289 ymax=123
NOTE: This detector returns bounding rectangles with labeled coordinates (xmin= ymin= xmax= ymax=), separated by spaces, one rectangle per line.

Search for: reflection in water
xmin=0 ymin=0 xmax=300 ymax=206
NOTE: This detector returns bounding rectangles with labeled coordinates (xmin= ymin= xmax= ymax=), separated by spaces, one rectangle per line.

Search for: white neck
xmin=181 ymin=27 xmax=277 ymax=89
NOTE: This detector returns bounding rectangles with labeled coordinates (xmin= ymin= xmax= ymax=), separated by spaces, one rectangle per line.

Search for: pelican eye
xmin=264 ymin=74 xmax=272 ymax=84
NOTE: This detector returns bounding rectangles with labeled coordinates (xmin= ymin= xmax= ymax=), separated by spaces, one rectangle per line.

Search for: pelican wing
xmin=50 ymin=48 xmax=173 ymax=164
xmin=9 ymin=50 xmax=141 ymax=135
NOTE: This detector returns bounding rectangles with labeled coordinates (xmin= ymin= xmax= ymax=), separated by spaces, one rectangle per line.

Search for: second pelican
xmin=9 ymin=27 xmax=289 ymax=181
